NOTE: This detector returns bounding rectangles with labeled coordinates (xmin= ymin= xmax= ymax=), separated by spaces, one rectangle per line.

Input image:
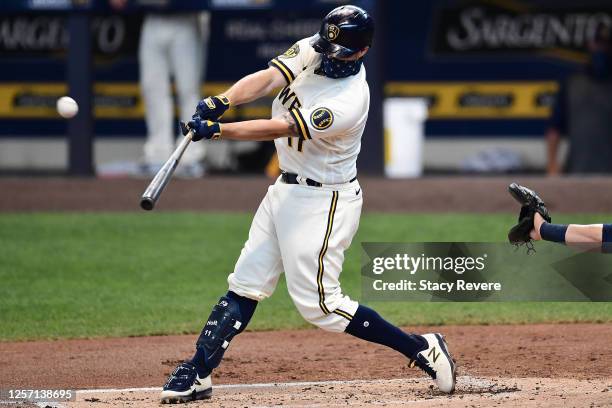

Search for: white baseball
xmin=56 ymin=96 xmax=79 ymax=119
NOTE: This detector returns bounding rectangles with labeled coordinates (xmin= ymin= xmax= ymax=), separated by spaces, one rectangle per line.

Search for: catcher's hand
xmin=507 ymin=183 xmax=552 ymax=246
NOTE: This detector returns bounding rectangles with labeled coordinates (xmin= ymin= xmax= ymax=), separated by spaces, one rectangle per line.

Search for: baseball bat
xmin=140 ymin=130 xmax=194 ymax=211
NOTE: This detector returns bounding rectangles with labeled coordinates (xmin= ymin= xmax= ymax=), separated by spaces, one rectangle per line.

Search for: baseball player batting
xmin=160 ymin=6 xmax=456 ymax=403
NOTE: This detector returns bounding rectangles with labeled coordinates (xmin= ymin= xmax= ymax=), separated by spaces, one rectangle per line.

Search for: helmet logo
xmin=327 ymin=24 xmax=339 ymax=41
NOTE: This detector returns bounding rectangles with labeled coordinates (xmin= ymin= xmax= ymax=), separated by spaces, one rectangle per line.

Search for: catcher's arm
xmin=514 ymin=184 xmax=610 ymax=248
xmin=531 ymin=212 xmax=605 ymax=244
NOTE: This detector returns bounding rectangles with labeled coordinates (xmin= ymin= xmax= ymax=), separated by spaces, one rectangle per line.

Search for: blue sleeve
xmin=548 ymin=79 xmax=567 ymax=133
xmin=602 ymin=224 xmax=612 ymax=253
xmin=602 ymin=224 xmax=612 ymax=242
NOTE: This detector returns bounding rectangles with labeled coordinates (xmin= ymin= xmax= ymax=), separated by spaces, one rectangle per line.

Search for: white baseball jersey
xmin=269 ymin=36 xmax=370 ymax=185
xmin=227 ymin=38 xmax=369 ymax=333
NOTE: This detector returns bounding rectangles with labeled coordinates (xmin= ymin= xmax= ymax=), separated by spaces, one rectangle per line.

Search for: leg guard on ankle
xmin=195 ymin=296 xmax=243 ymax=370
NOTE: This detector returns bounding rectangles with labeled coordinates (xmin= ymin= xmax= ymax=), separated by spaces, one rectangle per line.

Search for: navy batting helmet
xmin=310 ymin=5 xmax=374 ymax=58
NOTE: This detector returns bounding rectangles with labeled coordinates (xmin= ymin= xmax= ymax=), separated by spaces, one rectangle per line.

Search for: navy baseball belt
xmin=281 ymin=171 xmax=357 ymax=187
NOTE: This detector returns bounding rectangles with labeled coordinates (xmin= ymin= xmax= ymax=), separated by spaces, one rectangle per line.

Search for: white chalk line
xmin=76 ymin=377 xmax=418 ymax=395
xmin=76 ymin=375 xmax=496 ymax=395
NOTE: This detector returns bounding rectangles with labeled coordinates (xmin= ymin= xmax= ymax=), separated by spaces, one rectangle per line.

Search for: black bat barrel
xmin=140 ymin=197 xmax=155 ymax=211
xmin=139 ymin=160 xmax=178 ymax=211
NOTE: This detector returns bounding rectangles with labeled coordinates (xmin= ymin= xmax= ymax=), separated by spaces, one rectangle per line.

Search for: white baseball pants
xmin=228 ymin=177 xmax=362 ymax=332
xmin=139 ymin=13 xmax=208 ymax=165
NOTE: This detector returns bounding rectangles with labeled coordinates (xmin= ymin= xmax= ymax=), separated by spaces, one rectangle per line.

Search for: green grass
xmin=0 ymin=213 xmax=610 ymax=341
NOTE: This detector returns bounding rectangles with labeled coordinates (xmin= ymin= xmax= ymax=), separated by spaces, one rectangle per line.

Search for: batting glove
xmin=181 ymin=116 xmax=222 ymax=142
xmin=195 ymin=95 xmax=231 ymax=121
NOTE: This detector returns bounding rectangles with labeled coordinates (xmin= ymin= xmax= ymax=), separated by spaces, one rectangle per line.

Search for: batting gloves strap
xmin=182 ymin=117 xmax=222 ymax=141
xmin=195 ymin=95 xmax=231 ymax=121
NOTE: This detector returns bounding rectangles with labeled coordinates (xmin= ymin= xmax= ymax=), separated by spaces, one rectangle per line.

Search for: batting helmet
xmin=310 ymin=5 xmax=374 ymax=58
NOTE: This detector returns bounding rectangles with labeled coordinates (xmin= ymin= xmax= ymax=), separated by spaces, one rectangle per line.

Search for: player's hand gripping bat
xmin=139 ymin=130 xmax=194 ymax=211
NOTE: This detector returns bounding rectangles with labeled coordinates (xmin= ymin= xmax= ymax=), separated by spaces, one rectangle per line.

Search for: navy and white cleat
xmin=409 ymin=333 xmax=457 ymax=393
xmin=160 ymin=361 xmax=212 ymax=404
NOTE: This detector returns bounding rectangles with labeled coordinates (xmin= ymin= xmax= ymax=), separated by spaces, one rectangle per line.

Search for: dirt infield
xmin=3 ymin=177 xmax=612 ymax=406
xmin=1 ymin=324 xmax=610 ymax=407
xmin=3 ymin=175 xmax=612 ymax=213
xmin=60 ymin=377 xmax=610 ymax=407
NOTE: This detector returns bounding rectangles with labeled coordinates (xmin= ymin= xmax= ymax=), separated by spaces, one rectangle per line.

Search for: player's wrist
xmin=202 ymin=120 xmax=222 ymax=141
xmin=533 ymin=212 xmax=545 ymax=233
xmin=212 ymin=122 xmax=222 ymax=140
xmin=539 ymin=222 xmax=568 ymax=243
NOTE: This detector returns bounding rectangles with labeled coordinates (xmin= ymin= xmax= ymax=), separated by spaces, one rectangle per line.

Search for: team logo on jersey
xmin=280 ymin=43 xmax=300 ymax=59
xmin=310 ymin=108 xmax=334 ymax=130
xmin=327 ymin=24 xmax=339 ymax=41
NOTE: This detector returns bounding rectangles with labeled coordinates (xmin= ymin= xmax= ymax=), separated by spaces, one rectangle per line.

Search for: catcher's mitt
xmin=507 ymin=183 xmax=552 ymax=248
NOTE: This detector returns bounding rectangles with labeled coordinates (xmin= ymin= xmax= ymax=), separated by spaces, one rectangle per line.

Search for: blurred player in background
xmin=110 ymin=0 xmax=209 ymax=177
xmin=546 ymin=24 xmax=612 ymax=175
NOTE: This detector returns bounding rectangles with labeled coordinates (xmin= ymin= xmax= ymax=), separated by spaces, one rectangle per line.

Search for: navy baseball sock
xmin=345 ymin=305 xmax=426 ymax=360
xmin=191 ymin=291 xmax=257 ymax=377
